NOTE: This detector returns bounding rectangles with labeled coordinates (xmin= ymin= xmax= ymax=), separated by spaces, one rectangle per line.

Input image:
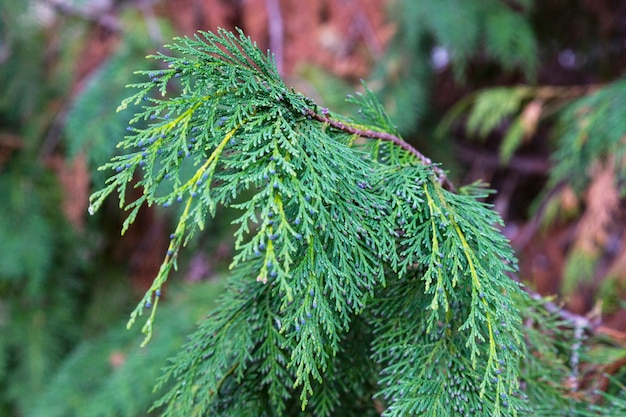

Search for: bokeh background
xmin=3 ymin=0 xmax=626 ymax=415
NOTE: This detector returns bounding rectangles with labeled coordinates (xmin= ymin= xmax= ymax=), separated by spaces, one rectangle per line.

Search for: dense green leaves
xmin=27 ymin=282 xmax=225 ymax=417
xmin=65 ymin=12 xmax=171 ymax=182
xmin=91 ymin=28 xmax=541 ymax=416
xmin=550 ymin=80 xmax=626 ymax=189
xmin=0 ymin=169 xmax=84 ymax=415
xmin=375 ymin=0 xmax=537 ymax=133
xmin=368 ymin=159 xmax=525 ymax=416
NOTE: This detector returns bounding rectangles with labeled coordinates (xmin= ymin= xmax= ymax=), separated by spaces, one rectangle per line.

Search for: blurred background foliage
xmin=2 ymin=0 xmax=626 ymax=415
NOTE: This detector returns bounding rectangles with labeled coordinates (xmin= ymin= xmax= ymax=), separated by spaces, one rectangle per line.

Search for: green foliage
xmin=368 ymin=182 xmax=525 ymax=416
xmin=517 ymin=296 xmax=591 ymax=416
xmin=437 ymin=85 xmax=549 ymax=163
xmin=27 ymin=281 xmax=225 ymax=417
xmin=0 ymin=4 xmax=164 ymax=415
xmin=584 ymin=344 xmax=626 ymax=415
xmin=463 ymin=88 xmax=526 ymax=139
xmin=0 ymin=173 xmax=55 ymax=290
xmin=374 ymin=0 xmax=537 ymax=133
xmin=5 ymin=1 xmax=626 ymax=416
xmin=562 ymin=249 xmax=597 ymax=295
xmin=0 ymin=4 xmax=87 ymax=410
xmin=0 ymin=1 xmax=50 ymax=126
xmin=395 ymin=0 xmax=536 ymax=77
xmin=550 ymin=80 xmax=626 ymax=190
xmin=439 ymin=79 xmax=626 ymax=190
xmin=0 ymin=166 xmax=85 ymax=415
xmin=88 ymin=28 xmax=588 ymax=416
xmin=65 ymin=11 xmax=174 ymax=180
xmin=438 ymin=79 xmax=626 ymax=302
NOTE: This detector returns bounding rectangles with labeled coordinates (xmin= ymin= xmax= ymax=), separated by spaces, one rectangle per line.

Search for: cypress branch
xmin=88 ymin=28 xmax=600 ymax=416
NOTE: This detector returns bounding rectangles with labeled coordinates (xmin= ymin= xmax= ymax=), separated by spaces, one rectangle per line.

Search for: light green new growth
xmin=90 ymin=29 xmax=529 ymax=416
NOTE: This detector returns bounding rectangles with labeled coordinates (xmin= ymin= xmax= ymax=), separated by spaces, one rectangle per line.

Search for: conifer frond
xmin=64 ymin=15 xmax=161 ymax=181
xmin=376 ymin=0 xmax=537 ymax=133
xmin=551 ymin=80 xmax=626 ymax=190
xmin=439 ymin=80 xmax=626 ymax=190
xmin=92 ymin=28 xmax=532 ymax=416
xmin=464 ymin=88 xmax=527 ymax=139
xmin=397 ymin=0 xmax=537 ymax=78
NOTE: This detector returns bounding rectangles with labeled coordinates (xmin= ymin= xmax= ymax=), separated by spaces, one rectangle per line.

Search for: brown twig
xmin=306 ymin=108 xmax=456 ymax=191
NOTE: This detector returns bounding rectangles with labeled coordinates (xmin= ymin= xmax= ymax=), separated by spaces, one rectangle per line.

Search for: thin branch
xmin=306 ymin=108 xmax=456 ymax=191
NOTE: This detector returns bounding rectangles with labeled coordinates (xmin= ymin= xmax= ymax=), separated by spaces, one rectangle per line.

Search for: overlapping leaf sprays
xmin=91 ymin=29 xmax=527 ymax=416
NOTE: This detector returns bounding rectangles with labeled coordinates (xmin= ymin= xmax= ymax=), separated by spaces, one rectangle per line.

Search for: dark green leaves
xmin=92 ymin=28 xmax=528 ymax=417
xmin=551 ymin=80 xmax=626 ymax=189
